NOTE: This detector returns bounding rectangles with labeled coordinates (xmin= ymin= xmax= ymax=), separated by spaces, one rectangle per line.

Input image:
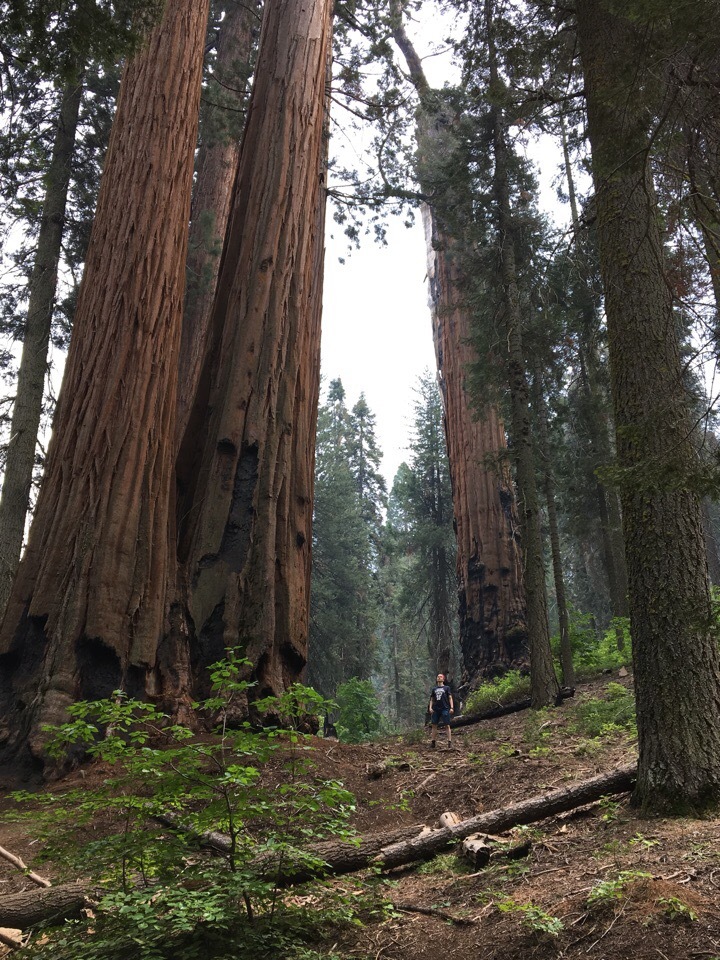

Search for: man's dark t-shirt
xmin=430 ymin=683 xmax=451 ymax=713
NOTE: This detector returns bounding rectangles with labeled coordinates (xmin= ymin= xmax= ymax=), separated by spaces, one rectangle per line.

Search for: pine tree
xmin=403 ymin=372 xmax=457 ymax=674
xmin=575 ymin=0 xmax=720 ymax=811
xmin=307 ymin=380 xmax=379 ymax=697
xmin=347 ymin=393 xmax=387 ymax=557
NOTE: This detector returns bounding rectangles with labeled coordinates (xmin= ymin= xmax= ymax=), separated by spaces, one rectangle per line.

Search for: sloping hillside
xmin=2 ymin=672 xmax=719 ymax=959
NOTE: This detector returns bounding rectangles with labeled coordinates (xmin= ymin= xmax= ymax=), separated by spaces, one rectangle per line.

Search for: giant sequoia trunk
xmin=176 ymin=0 xmax=332 ymax=703
xmin=424 ymin=216 xmax=527 ymax=678
xmin=390 ymin=2 xmax=527 ymax=684
xmin=176 ymin=0 xmax=260 ymax=445
xmin=0 ymin=0 xmax=210 ymax=770
xmin=485 ymin=0 xmax=558 ymax=708
xmin=0 ymin=76 xmax=83 ymax=618
xmin=576 ymin=0 xmax=720 ymax=811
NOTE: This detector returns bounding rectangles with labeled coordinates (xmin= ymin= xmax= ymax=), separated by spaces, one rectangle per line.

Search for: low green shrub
xmin=587 ymin=870 xmax=652 ymax=908
xmin=496 ymin=897 xmax=564 ymax=936
xmin=335 ymin=678 xmax=382 ymax=743
xmin=464 ymin=670 xmax=531 ymax=716
xmin=551 ymin=611 xmax=631 ymax=678
xmin=8 ymin=655 xmax=359 ymax=959
xmin=570 ymin=682 xmax=636 ymax=739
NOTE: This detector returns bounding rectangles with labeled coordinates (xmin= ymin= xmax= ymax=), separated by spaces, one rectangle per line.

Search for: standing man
xmin=428 ymin=672 xmax=454 ymax=749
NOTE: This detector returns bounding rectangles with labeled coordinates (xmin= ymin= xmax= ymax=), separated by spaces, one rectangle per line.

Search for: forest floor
xmin=2 ymin=671 xmax=720 ymax=959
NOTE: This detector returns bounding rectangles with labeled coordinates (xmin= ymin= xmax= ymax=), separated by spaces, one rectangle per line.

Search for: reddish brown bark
xmin=390 ymin=2 xmax=527 ymax=683
xmin=176 ymin=0 xmax=332 ymax=702
xmin=176 ymin=0 xmax=260 ymax=445
xmin=423 ymin=213 xmax=527 ymax=678
xmin=0 ymin=0 xmax=210 ymax=768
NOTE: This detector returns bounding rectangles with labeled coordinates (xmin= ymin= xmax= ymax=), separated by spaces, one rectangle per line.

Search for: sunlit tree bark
xmin=176 ymin=0 xmax=332 ymax=705
xmin=0 ymin=0 xmax=210 ymax=770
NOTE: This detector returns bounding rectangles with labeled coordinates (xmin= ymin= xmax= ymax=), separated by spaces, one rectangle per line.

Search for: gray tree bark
xmin=0 ymin=77 xmax=83 ymax=617
xmin=576 ymin=0 xmax=720 ymax=812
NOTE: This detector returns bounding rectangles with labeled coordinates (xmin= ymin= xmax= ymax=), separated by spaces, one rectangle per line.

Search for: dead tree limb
xmin=451 ymin=687 xmax=575 ymax=729
xmin=375 ymin=762 xmax=635 ymax=870
xmin=0 ymin=883 xmax=89 ymax=929
xmin=392 ymin=903 xmax=476 ymax=925
xmin=0 ymin=929 xmax=23 ymax=950
xmin=460 ymin=833 xmax=532 ymax=870
xmin=0 ymin=843 xmax=51 ymax=887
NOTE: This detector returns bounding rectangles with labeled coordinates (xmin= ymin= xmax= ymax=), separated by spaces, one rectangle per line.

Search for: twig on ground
xmin=0 ymin=845 xmax=51 ymax=888
xmin=0 ymin=929 xmax=23 ymax=949
xmin=391 ymin=903 xmax=476 ymax=925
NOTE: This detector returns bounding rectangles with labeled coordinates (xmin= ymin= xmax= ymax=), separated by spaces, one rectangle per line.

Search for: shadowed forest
xmin=1 ymin=0 xmax=720 ymax=957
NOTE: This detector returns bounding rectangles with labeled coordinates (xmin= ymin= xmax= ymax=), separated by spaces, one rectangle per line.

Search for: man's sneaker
xmin=430 ymin=740 xmax=436 ymax=749
xmin=446 ymin=742 xmax=454 ymax=749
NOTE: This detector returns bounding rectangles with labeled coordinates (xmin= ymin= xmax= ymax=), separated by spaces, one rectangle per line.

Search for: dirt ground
xmin=2 ymin=672 xmax=720 ymax=959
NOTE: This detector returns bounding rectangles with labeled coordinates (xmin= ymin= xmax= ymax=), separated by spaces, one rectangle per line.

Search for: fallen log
xmin=2 ymin=764 xmax=637 ymax=927
xmin=451 ymin=686 xmax=575 ymax=729
xmin=375 ymin=762 xmax=636 ymax=870
xmin=256 ymin=823 xmax=432 ymax=885
xmin=153 ymin=814 xmax=431 ymax=885
xmin=0 ymin=882 xmax=89 ymax=929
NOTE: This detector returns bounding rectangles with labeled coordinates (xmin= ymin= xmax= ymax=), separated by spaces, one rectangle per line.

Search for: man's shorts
xmin=431 ymin=708 xmax=451 ymax=726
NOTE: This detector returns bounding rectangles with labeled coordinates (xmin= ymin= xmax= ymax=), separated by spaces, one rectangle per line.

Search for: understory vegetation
xmin=5 ymin=657 xmax=371 ymax=959
xmin=4 ymin=671 xmax=718 ymax=960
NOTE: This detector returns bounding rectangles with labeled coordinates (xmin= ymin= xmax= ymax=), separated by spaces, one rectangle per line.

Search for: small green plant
xmin=573 ymin=737 xmax=603 ymax=757
xmin=523 ymin=710 xmax=554 ymax=751
xmin=470 ymin=726 xmax=498 ymax=743
xmin=416 ymin=852 xmax=471 ymax=876
xmin=587 ymin=870 xmax=653 ymax=907
xmin=570 ymin=683 xmax=636 ymax=739
xmin=597 ymin=794 xmax=623 ymax=822
xmin=658 ymin=896 xmax=698 ymax=922
xmin=629 ymin=834 xmax=660 ymax=850
xmin=10 ymin=656 xmax=358 ymax=959
xmin=496 ymin=897 xmax=564 ymax=936
xmin=335 ymin=678 xmax=382 ymax=743
xmin=491 ymin=741 xmax=519 ymax=761
xmin=465 ymin=671 xmax=531 ymax=716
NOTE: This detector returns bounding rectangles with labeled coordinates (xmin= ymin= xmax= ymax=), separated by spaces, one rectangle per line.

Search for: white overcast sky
xmin=320 ymin=88 xmax=569 ymax=492
xmin=321 ymin=214 xmax=436 ymax=488
xmin=320 ymin=16 xmax=458 ymax=488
